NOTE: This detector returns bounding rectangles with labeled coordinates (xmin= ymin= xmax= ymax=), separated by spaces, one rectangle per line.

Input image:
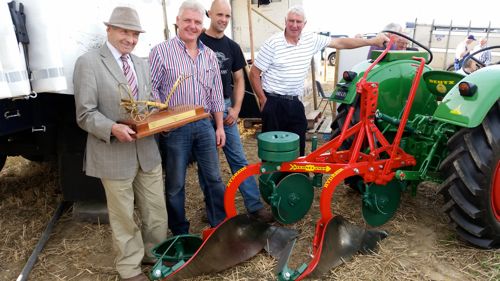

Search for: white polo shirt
xmin=254 ymin=31 xmax=330 ymax=97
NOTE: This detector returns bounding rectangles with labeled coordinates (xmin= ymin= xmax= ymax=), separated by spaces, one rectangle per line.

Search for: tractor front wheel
xmin=439 ymin=102 xmax=500 ymax=249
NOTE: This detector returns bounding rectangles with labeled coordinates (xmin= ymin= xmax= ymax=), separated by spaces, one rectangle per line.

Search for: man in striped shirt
xmin=250 ymin=5 xmax=388 ymax=156
xmin=149 ymin=0 xmax=226 ymax=235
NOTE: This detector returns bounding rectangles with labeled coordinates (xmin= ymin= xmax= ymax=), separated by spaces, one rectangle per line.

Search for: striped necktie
xmin=120 ymin=55 xmax=138 ymax=99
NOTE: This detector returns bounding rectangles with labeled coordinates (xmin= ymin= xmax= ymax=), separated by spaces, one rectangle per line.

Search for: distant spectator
xmin=395 ymin=33 xmax=420 ymax=51
xmin=472 ymin=37 xmax=491 ymax=65
xmin=395 ymin=36 xmax=408 ymax=50
xmin=366 ymin=22 xmax=402 ymax=59
xmin=454 ymin=35 xmax=476 ymax=70
xmin=456 ymin=57 xmax=477 ymax=75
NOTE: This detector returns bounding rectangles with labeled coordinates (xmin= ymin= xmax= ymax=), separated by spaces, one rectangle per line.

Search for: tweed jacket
xmin=73 ymin=44 xmax=161 ymax=180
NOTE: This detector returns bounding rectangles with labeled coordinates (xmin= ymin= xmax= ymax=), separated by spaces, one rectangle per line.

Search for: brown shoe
xmin=249 ymin=208 xmax=275 ymax=223
xmin=122 ymin=273 xmax=149 ymax=281
xmin=142 ymin=256 xmax=158 ymax=266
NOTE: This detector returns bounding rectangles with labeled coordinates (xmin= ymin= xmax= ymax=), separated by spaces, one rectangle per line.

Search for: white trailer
xmin=0 ymin=0 xmax=167 ymax=202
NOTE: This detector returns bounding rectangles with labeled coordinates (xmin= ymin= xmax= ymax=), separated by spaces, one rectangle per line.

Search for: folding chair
xmin=316 ymin=80 xmax=334 ymax=115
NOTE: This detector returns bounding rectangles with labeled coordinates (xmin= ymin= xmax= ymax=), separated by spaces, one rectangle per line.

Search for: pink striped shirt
xmin=150 ymin=36 xmax=224 ymax=113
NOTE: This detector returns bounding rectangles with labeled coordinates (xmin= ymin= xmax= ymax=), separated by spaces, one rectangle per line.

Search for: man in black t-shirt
xmin=199 ymin=0 xmax=273 ymax=223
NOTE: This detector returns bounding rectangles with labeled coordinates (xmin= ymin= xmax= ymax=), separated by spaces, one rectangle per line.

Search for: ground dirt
xmin=0 ymin=80 xmax=499 ymax=280
xmin=1 ymin=126 xmax=498 ymax=281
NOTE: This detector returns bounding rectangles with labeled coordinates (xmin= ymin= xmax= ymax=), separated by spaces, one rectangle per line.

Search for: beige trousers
xmin=101 ymin=164 xmax=168 ymax=279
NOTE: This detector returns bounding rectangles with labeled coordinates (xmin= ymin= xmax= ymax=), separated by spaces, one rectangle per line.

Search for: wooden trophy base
xmin=121 ymin=105 xmax=210 ymax=139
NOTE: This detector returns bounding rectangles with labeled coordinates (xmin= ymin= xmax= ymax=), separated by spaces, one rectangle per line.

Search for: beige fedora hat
xmin=104 ymin=6 xmax=145 ymax=33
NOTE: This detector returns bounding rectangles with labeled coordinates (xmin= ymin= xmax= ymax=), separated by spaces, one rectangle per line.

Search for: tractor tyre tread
xmin=330 ymin=104 xmax=363 ymax=191
xmin=438 ymin=101 xmax=500 ymax=249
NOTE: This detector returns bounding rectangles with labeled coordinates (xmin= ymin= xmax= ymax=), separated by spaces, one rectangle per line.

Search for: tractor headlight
xmin=458 ymin=82 xmax=477 ymax=97
xmin=342 ymin=71 xmax=357 ymax=82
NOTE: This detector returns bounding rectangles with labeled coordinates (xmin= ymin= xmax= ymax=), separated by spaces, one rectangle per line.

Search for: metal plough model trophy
xmin=119 ymin=74 xmax=210 ymax=138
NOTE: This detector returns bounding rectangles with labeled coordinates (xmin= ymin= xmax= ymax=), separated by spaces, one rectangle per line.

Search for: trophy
xmin=119 ymin=74 xmax=210 ymax=139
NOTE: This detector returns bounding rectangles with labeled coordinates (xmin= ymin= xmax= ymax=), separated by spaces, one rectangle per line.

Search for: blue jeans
xmin=159 ymin=119 xmax=226 ymax=235
xmin=454 ymin=58 xmax=461 ymax=71
xmin=199 ymin=99 xmax=264 ymax=213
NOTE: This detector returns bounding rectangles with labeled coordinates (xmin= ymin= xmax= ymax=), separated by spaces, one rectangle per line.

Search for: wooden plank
xmin=306 ymin=110 xmax=321 ymax=121
xmin=308 ymin=116 xmax=325 ymax=133
xmin=306 ymin=116 xmax=331 ymax=141
xmin=306 ymin=110 xmax=321 ymax=129
xmin=302 ymin=100 xmax=312 ymax=115
xmin=318 ymin=116 xmax=332 ymax=134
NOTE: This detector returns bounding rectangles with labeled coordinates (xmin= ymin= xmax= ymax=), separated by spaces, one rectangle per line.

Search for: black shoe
xmin=249 ymin=208 xmax=275 ymax=223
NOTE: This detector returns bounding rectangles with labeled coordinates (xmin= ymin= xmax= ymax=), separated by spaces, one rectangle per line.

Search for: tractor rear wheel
xmin=331 ymin=104 xmax=358 ymax=138
xmin=439 ymin=101 xmax=500 ymax=249
xmin=330 ymin=104 xmax=364 ymax=192
xmin=0 ymin=154 xmax=5 ymax=172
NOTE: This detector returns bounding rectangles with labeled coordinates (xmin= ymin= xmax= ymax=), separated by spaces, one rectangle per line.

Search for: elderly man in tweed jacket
xmin=73 ymin=7 xmax=167 ymax=281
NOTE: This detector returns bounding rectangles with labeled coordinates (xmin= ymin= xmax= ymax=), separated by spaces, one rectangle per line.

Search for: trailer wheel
xmin=0 ymin=154 xmax=6 ymax=172
xmin=439 ymin=101 xmax=500 ymax=249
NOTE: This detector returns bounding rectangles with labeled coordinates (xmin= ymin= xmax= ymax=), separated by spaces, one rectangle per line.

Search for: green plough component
xmin=362 ymin=180 xmax=403 ymax=227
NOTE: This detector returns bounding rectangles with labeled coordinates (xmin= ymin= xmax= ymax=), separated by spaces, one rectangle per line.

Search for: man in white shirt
xmin=249 ymin=5 xmax=387 ymax=155
xmin=454 ymin=35 xmax=476 ymax=70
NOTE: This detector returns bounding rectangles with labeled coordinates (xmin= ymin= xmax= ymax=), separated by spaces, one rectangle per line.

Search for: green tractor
xmin=329 ymin=31 xmax=499 ymax=249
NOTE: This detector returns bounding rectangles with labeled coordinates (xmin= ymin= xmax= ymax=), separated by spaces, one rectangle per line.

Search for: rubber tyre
xmin=328 ymin=52 xmax=336 ymax=66
xmin=438 ymin=101 xmax=500 ymax=249
xmin=0 ymin=154 xmax=6 ymax=172
xmin=330 ymin=104 xmax=364 ymax=192
xmin=331 ymin=104 xmax=358 ymax=139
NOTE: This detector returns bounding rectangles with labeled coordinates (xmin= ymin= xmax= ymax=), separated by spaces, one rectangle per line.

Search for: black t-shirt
xmin=199 ymin=33 xmax=246 ymax=99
